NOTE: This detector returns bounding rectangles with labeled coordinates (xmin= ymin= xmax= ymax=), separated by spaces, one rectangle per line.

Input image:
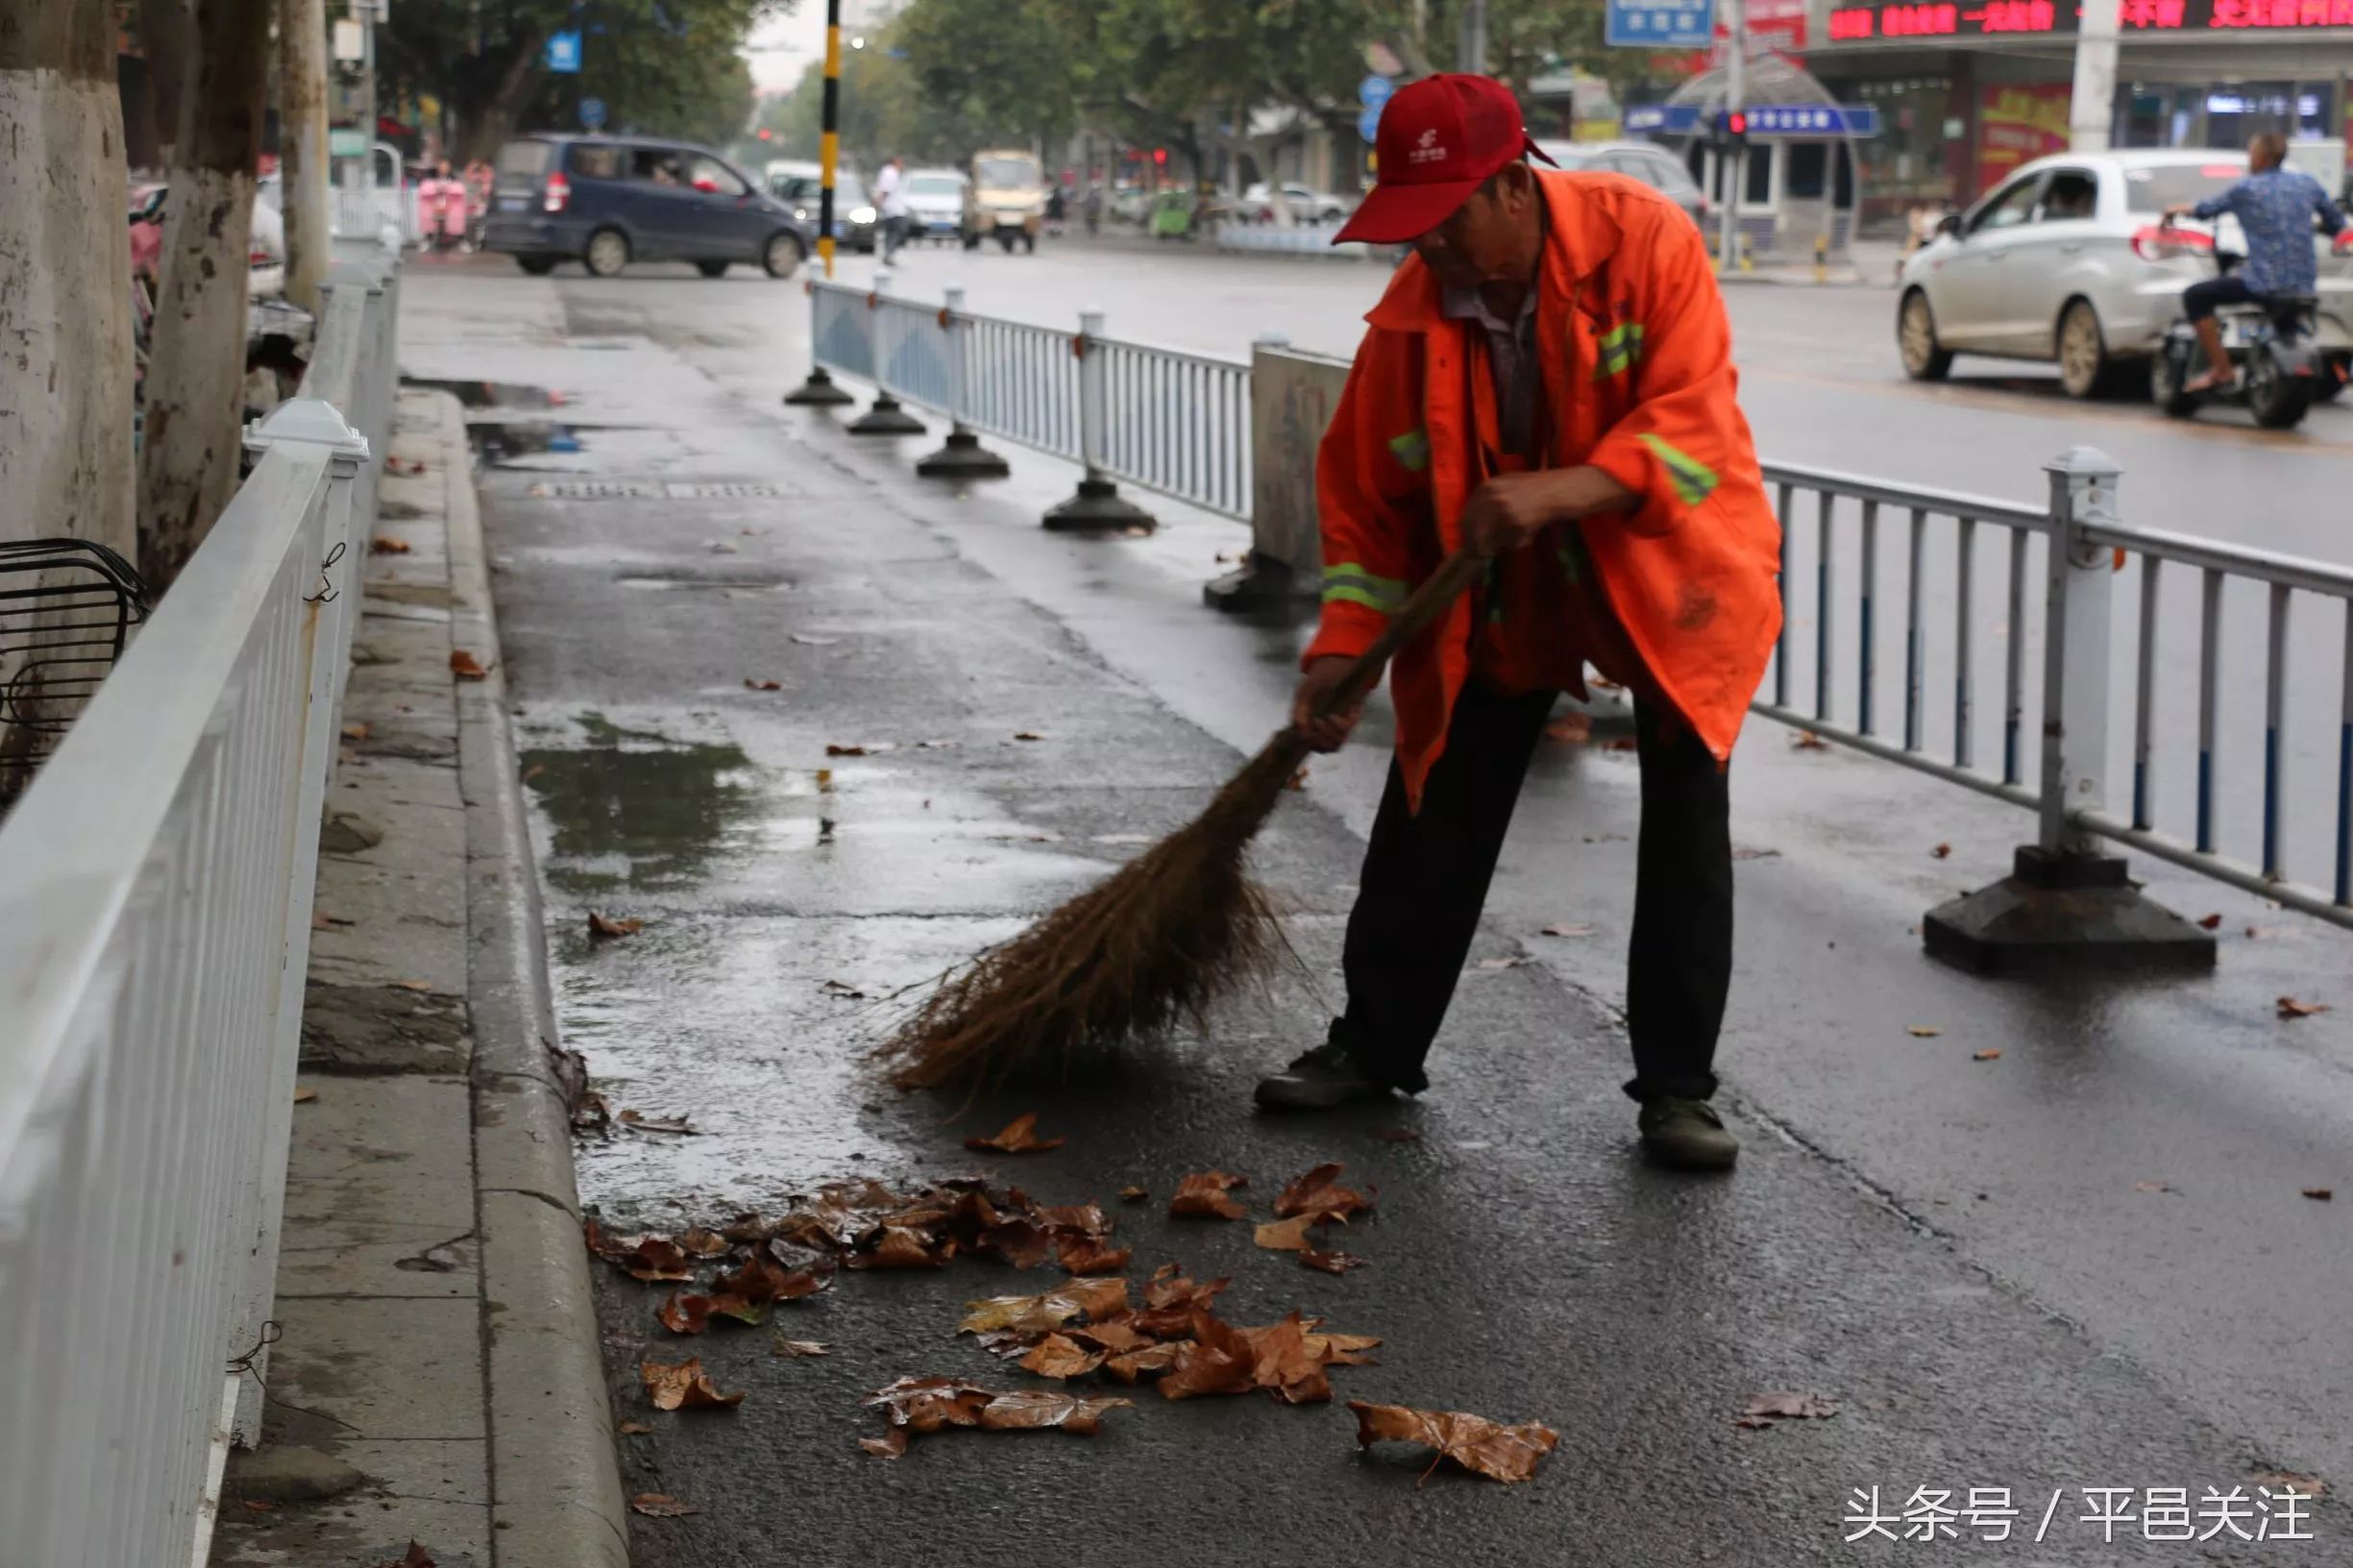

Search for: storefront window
xmin=1851 ymin=76 xmax=1957 ymax=223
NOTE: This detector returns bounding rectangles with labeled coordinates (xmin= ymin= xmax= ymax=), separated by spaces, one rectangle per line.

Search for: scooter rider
xmin=2164 ymin=133 xmax=2346 ymax=394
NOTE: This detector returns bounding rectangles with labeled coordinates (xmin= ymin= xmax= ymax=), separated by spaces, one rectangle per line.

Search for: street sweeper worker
xmin=1254 ymin=73 xmax=1782 ymax=1172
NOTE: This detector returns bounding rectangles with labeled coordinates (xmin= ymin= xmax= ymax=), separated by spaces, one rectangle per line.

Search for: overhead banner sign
xmin=1607 ymin=0 xmax=1717 ymax=48
xmin=1829 ymin=0 xmax=2353 ymax=41
xmin=1624 ymin=103 xmax=1882 ymax=135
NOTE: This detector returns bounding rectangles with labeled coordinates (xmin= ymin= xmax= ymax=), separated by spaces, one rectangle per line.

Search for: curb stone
xmin=442 ymin=393 xmax=632 ymax=1567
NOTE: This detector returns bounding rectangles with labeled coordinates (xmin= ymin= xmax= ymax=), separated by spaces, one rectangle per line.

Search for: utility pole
xmin=280 ymin=0 xmax=331 ymax=311
xmin=820 ymin=0 xmax=841 ymax=277
xmin=2069 ymin=0 xmax=2120 ymax=152
xmin=1717 ymin=0 xmax=1745 ymax=275
xmin=1458 ymin=0 xmax=1486 ymax=73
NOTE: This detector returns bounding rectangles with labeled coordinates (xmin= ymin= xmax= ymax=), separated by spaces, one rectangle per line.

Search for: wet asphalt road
xmin=396 ymin=249 xmax=2351 ymax=1564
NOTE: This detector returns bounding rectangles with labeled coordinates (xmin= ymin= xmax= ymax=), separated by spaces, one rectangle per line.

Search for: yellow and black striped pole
xmin=819 ymin=0 xmax=841 ymax=277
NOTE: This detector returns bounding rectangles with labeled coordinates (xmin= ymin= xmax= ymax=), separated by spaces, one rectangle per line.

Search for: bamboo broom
xmin=878 ymin=547 xmax=1486 ymax=1091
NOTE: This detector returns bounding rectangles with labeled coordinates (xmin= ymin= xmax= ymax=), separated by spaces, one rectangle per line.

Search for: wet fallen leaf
xmin=847 ymin=1225 xmax=950 ymax=1270
xmin=1300 ymin=1248 xmax=1368 ymax=1275
xmin=2304 ymin=1188 xmax=2334 ymax=1201
xmin=1348 ymin=1401 xmax=1560 ymax=1483
xmin=1158 ymin=1311 xmax=1257 ymax=1401
xmin=1014 ymin=731 xmax=1044 ymax=742
xmin=611 ymin=1236 xmax=695 ymax=1283
xmin=860 ymin=1377 xmax=1131 ymax=1453
xmin=370 ymin=536 xmax=411 ymax=554
xmin=859 ymin=1427 xmax=909 ymax=1459
xmin=1370 ymin=1127 xmax=1421 ymax=1143
xmin=1791 ymin=730 xmax=1828 ymax=750
xmin=1931 ymin=843 xmax=1952 ymax=859
xmin=588 ymin=911 xmax=643 ymax=941
xmin=1056 ymin=1236 xmax=1131 ymax=1275
xmin=825 ymin=743 xmax=875 ymax=756
xmin=393 ymin=978 xmax=433 ymax=992
xmin=1066 ymin=1319 xmax=1153 ymax=1357
xmin=617 ymin=1109 xmax=696 ymax=1136
xmin=370 ymin=1545 xmax=434 ymax=1568
xmin=571 ymin=1090 xmax=614 ymax=1131
xmin=1739 ymin=1391 xmax=1840 ymax=1427
xmin=1274 ymin=1162 xmax=1374 ymax=1221
xmin=1539 ymin=923 xmax=1594 ymax=938
xmin=630 ymin=1493 xmax=699 ymax=1518
xmin=1730 ymin=845 xmax=1781 ymax=861
xmin=1169 ymin=1170 xmax=1249 ymax=1221
xmin=790 ymin=633 xmax=840 ymax=646
xmin=1019 ymin=1334 xmax=1107 ymax=1379
xmin=1603 ymin=736 xmax=1639 ymax=752
xmin=1102 ymin=1342 xmax=1184 ymax=1383
xmin=1973 ymin=1049 xmax=2002 ymax=1062
xmin=241 ymin=1500 xmax=277 ymax=1512
xmin=772 ymin=1336 xmax=829 ymax=1358
xmin=2133 ymin=1180 xmax=2171 ymax=1193
xmin=1543 ymin=712 xmax=1593 ymax=744
xmin=309 ymin=909 xmax=354 ymax=930
xmin=675 ymin=1226 xmax=728 ymax=1257
xmin=1907 ymin=1025 xmax=1941 ymax=1038
xmin=744 ymin=678 xmax=783 ymax=692
xmin=956 ymin=1278 xmax=1131 ymax=1338
xmin=2197 ymin=912 xmax=2224 ymax=930
xmin=520 ymin=763 xmax=546 ymax=785
xmin=340 ymin=722 xmax=370 ymax=741
xmin=2252 ymin=1471 xmax=2327 ymax=1497
xmin=1118 ymin=1185 xmax=1148 ymax=1203
xmin=450 ymin=649 xmax=490 ymax=680
xmin=2278 ymin=996 xmax=2330 ymax=1019
xmin=292 ymin=1087 xmax=318 ymax=1104
xmin=1254 ymin=1214 xmax=1324 ymax=1253
xmin=616 ymin=1419 xmax=653 ymax=1435
xmin=640 ymin=1357 xmax=744 ymax=1411
xmin=963 ymin=1112 xmax=1066 ymax=1155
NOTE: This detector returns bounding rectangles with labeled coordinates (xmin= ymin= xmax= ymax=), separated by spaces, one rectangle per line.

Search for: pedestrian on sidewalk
xmin=873 ymin=156 xmax=910 ymax=263
xmin=1255 ymin=74 xmax=1782 ymax=1172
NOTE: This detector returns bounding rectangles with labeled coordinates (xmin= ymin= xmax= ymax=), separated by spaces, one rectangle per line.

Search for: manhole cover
xmin=664 ymin=482 xmax=801 ymax=500
xmin=527 ymin=480 xmax=660 ymax=500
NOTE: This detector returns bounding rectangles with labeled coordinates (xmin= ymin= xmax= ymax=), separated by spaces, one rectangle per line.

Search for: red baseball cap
xmin=1334 ymin=74 xmax=1554 ymax=246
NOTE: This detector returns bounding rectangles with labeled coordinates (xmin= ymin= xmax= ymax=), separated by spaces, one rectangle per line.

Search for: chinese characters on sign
xmin=1605 ymin=0 xmax=1717 ymax=49
xmin=1844 ymin=1485 xmax=2316 ymax=1546
xmin=1827 ymin=0 xmax=2353 ymax=37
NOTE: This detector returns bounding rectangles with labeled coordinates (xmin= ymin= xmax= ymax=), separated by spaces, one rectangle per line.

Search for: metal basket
xmin=0 ymin=539 xmax=152 ymax=803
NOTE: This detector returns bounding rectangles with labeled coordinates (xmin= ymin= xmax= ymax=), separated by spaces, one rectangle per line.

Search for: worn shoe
xmin=1254 ymin=1041 xmax=1394 ymax=1111
xmin=1637 ymin=1097 xmax=1739 ymax=1171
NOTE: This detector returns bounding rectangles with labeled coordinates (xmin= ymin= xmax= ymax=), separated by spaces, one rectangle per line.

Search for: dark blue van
xmin=484 ymin=135 xmax=812 ymax=279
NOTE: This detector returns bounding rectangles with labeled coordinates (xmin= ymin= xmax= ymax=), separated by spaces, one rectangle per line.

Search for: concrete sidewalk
xmin=208 ymin=390 xmax=625 ymax=1568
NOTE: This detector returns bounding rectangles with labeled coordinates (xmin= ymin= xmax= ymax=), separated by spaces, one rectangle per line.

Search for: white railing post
xmin=1043 ymin=306 xmax=1153 ymax=530
xmin=786 ymin=281 xmax=857 ymax=405
xmin=917 ymin=285 xmax=1009 ymax=479
xmin=846 ymin=269 xmax=925 ymax=435
xmin=2039 ymin=447 xmax=2120 ymax=858
xmin=226 ymin=399 xmax=372 ymax=1446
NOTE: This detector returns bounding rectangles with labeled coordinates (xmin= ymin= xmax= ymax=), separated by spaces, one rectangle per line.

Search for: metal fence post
xmin=1044 ymin=307 xmax=1154 ymax=530
xmin=916 ymin=286 xmax=1010 ymax=478
xmin=1922 ymin=446 xmax=2214 ymax=974
xmin=846 ymin=269 xmax=926 ymax=435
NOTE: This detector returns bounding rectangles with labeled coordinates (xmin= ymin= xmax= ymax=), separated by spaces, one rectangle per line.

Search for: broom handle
xmin=1308 ymin=548 xmax=1486 ymax=720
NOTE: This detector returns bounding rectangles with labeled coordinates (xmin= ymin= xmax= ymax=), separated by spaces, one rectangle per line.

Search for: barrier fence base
xmin=1202 ymin=551 xmax=1308 ymax=612
xmin=1043 ymin=476 xmax=1155 ymax=532
xmin=916 ymin=426 xmax=1010 ymax=479
xmin=846 ymin=393 xmax=927 ymax=435
xmin=783 ymin=367 xmax=856 ymax=407
xmin=1921 ymin=845 xmax=2217 ymax=976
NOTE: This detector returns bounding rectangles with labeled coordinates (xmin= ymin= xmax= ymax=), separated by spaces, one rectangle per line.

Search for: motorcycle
xmin=2151 ymin=245 xmax=2323 ymax=431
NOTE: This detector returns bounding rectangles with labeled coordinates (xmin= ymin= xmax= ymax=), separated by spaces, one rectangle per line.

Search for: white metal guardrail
xmin=0 ymin=242 xmax=396 ymax=1566
xmin=802 ymin=286 xmax=2353 ymax=930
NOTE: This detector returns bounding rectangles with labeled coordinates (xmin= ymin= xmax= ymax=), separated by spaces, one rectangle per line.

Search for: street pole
xmin=1717 ymin=0 xmax=1744 ymax=275
xmin=279 ymin=0 xmax=331 ymax=312
xmin=819 ymin=0 xmax=841 ymax=278
xmin=2069 ymin=0 xmax=2120 ymax=153
xmin=1458 ymin=0 xmax=1486 ymax=73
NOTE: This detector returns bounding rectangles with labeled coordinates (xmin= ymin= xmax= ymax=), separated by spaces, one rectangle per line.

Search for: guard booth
xmin=1629 ymin=48 xmax=1875 ymax=261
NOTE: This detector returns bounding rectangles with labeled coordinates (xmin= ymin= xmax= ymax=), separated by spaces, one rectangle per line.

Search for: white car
xmin=1239 ymin=182 xmax=1354 ymax=225
xmin=1897 ymin=148 xmax=2353 ymax=399
xmin=901 ymin=167 xmax=968 ymax=244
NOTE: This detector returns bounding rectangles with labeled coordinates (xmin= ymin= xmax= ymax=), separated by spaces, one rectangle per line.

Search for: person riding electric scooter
xmin=2164 ymin=133 xmax=2346 ymax=395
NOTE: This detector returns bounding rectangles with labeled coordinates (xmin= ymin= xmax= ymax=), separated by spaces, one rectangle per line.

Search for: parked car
xmin=963 ymin=149 xmax=1047 ymax=252
xmin=767 ymin=169 xmax=877 ymax=253
xmin=1239 ymin=181 xmax=1356 ymax=225
xmin=1897 ymin=149 xmax=2353 ymax=399
xmin=483 ymin=134 xmax=811 ymax=279
xmin=1532 ymin=139 xmax=1708 ymax=232
xmin=902 ymin=168 xmax=968 ymax=244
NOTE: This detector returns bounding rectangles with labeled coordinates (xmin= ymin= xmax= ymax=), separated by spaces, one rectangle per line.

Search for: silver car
xmin=1897 ymin=148 xmax=2353 ymax=399
xmin=1533 ymin=139 xmax=1709 ymax=231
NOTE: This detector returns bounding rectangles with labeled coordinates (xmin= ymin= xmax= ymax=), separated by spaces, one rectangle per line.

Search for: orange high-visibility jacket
xmin=1305 ymin=168 xmax=1782 ymax=810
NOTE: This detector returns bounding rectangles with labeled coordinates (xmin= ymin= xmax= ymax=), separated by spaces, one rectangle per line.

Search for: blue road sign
xmin=545 ymin=30 xmax=582 ymax=72
xmin=1359 ymin=74 xmax=1394 ymax=110
xmin=578 ymin=96 xmax=606 ymax=131
xmin=1624 ymin=104 xmax=1702 ymax=135
xmin=1742 ymin=104 xmax=1881 ymax=137
xmin=1605 ymin=0 xmax=1714 ymax=49
xmin=1358 ymin=104 xmax=1385 ymax=143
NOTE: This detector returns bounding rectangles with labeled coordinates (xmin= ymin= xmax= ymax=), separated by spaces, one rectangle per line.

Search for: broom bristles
xmin=878 ymin=728 xmax=1311 ymax=1091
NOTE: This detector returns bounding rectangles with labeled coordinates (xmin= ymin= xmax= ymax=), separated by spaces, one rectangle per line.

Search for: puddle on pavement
xmin=467 ymin=419 xmax=591 ymax=464
xmin=407 ymin=378 xmax=555 ymax=410
xmin=520 ymin=712 xmax=765 ymax=894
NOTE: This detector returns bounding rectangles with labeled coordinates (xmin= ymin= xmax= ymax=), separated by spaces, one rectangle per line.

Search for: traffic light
xmin=1715 ymin=109 xmax=1748 ymax=146
xmin=1153 ymin=147 xmax=1167 ymax=166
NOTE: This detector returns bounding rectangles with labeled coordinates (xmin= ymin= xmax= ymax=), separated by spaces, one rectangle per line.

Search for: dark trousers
xmin=2184 ymin=274 xmax=2257 ymax=321
xmin=1329 ymin=681 xmax=1733 ymax=1103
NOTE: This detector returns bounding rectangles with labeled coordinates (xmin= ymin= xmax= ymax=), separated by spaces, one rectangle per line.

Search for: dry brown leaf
xmin=1300 ymin=1247 xmax=1368 ymax=1275
xmin=847 ymin=1225 xmax=950 ymax=1270
xmin=340 ymin=722 xmax=370 ymax=741
xmin=1169 ymin=1170 xmax=1248 ymax=1221
xmin=859 ymin=1427 xmax=908 ymax=1459
xmin=2303 ymin=1188 xmax=2334 ymax=1201
xmin=1118 ymin=1185 xmax=1148 ymax=1203
xmin=771 ymin=1336 xmax=829 ymax=1357
xmin=1348 ymin=1401 xmax=1560 ymax=1484
xmin=2133 ymin=1180 xmax=2171 ymax=1193
xmin=1791 ymin=730 xmax=1828 ymax=750
xmin=744 ymin=678 xmax=782 ymax=692
xmin=450 ymin=649 xmax=490 ymax=680
xmin=519 ymin=763 xmax=546 ymax=785
xmin=1370 ymin=1127 xmax=1421 ymax=1143
xmin=1931 ymin=842 xmax=1952 ymax=859
xmin=1066 ymin=1320 xmax=1153 ymax=1357
xmin=2197 ymin=913 xmax=2224 ymax=930
xmin=1014 ymin=731 xmax=1044 ymax=742
xmin=1973 ymin=1049 xmax=2002 ymax=1062
xmin=588 ymin=911 xmax=643 ymax=941
xmin=1304 ymin=1331 xmax=1382 ymax=1365
xmin=1907 ymin=1025 xmax=1941 ymax=1038
xmin=1253 ymin=1214 xmax=1324 ymax=1253
xmin=1157 ymin=1311 xmax=1258 ymax=1401
xmin=2278 ymin=996 xmax=2331 ymax=1019
xmin=2252 ymin=1472 xmax=2327 ymax=1498
xmin=723 ymin=1252 xmax=832 ymax=1306
xmin=630 ymin=1493 xmax=699 ymax=1518
xmin=1539 ymin=922 xmax=1594 ymax=938
xmin=1056 ymin=1236 xmax=1131 ymax=1276
xmin=963 ymin=1112 xmax=1066 ymax=1154
xmin=1101 ymin=1343 xmax=1183 ymax=1383
xmin=1019 ymin=1334 xmax=1107 ymax=1379
xmin=292 ymin=1087 xmax=318 ymax=1104
xmin=393 ymin=978 xmax=433 ymax=992
xmin=1273 ymin=1162 xmax=1373 ymax=1220
xmin=956 ymin=1277 xmax=1131 ymax=1338
xmin=370 ymin=536 xmax=411 ymax=554
xmin=640 ymin=1357 xmax=743 ymax=1411
xmin=859 ymin=1377 xmax=1130 ymax=1452
xmin=1741 ymin=1391 xmax=1840 ymax=1424
xmin=616 ymin=1419 xmax=653 ymax=1434
xmin=1141 ymin=1263 xmax=1227 ymax=1313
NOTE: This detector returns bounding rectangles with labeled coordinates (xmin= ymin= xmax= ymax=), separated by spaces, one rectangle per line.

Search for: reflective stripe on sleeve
xmin=1322 ymin=562 xmax=1409 ymax=613
xmin=1636 ymin=431 xmax=1719 ymax=507
xmin=1385 ymin=427 xmax=1431 ymax=473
